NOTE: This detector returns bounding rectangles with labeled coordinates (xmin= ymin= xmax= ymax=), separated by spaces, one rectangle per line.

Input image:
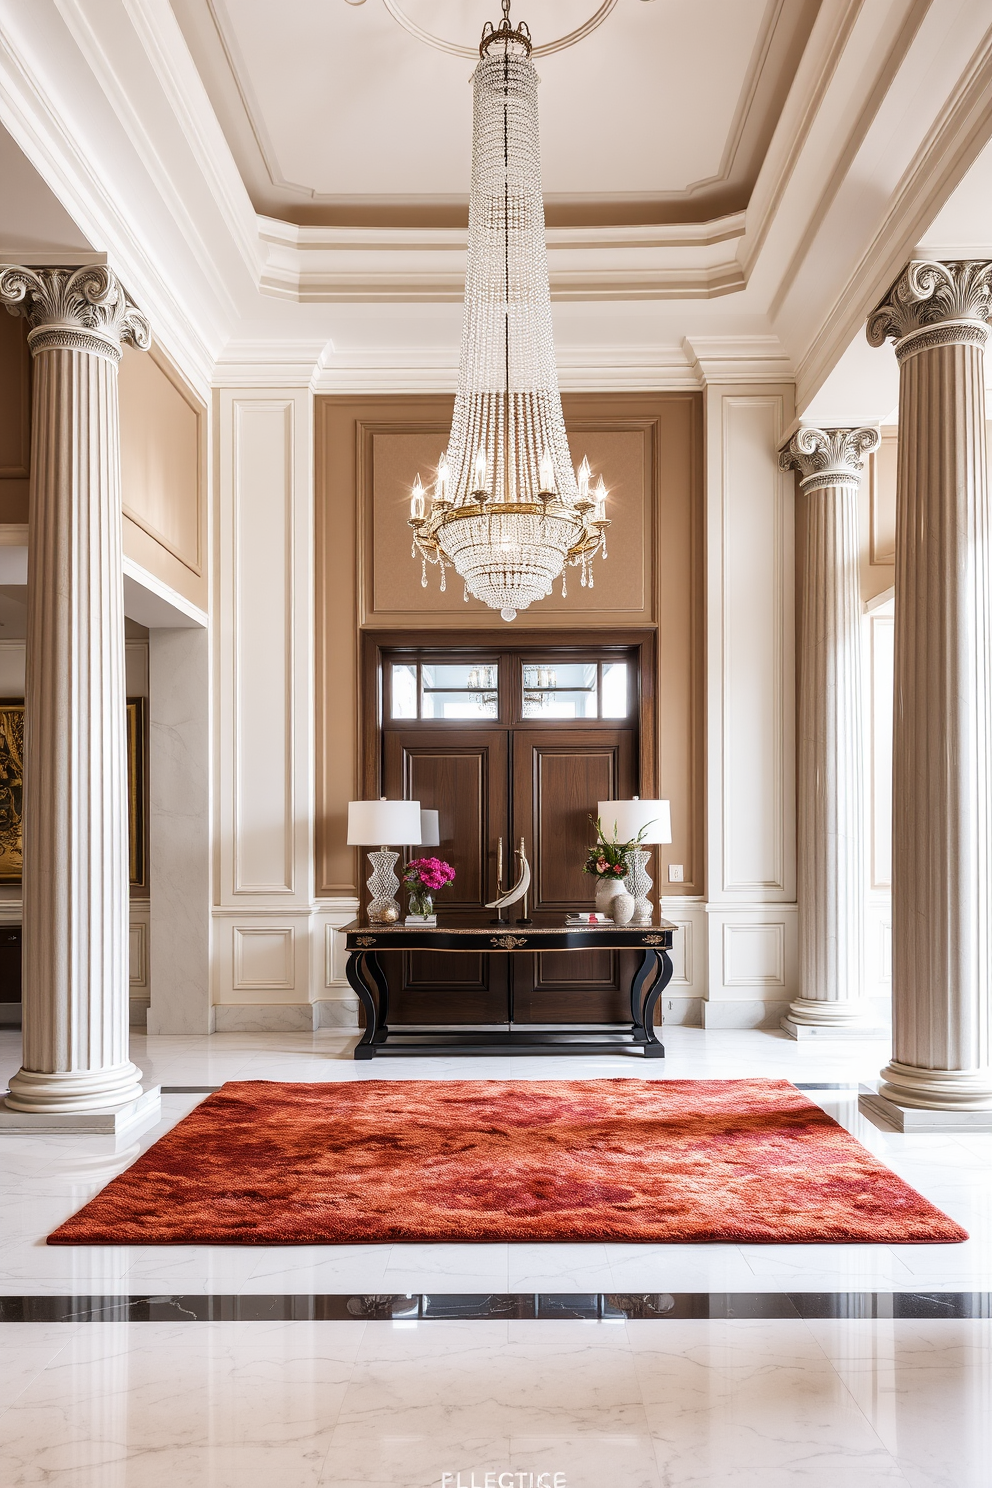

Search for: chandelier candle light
xmin=408 ymin=2 xmax=610 ymax=621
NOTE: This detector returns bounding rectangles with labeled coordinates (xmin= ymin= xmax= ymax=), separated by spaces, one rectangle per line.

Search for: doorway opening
xmin=361 ymin=630 xmax=656 ymax=1026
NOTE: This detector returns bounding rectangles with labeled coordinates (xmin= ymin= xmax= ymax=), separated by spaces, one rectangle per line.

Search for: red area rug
xmin=47 ymin=1078 xmax=966 ymax=1245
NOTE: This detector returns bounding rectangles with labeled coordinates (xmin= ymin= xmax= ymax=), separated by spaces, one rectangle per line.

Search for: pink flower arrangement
xmin=403 ymin=856 xmax=456 ymax=892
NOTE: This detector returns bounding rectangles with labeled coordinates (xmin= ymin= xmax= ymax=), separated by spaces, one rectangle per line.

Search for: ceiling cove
xmin=170 ymin=0 xmax=823 ymax=229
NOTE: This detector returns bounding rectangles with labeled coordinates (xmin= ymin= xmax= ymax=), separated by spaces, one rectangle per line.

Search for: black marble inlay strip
xmin=0 ymin=1292 xmax=989 ymax=1323
xmin=155 ymin=1084 xmax=859 ymax=1096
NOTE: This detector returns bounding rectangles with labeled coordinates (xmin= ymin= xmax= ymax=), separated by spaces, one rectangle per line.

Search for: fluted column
xmin=0 ymin=266 xmax=152 ymax=1114
xmin=866 ymin=260 xmax=992 ymax=1116
xmin=780 ymin=426 xmax=879 ymax=1037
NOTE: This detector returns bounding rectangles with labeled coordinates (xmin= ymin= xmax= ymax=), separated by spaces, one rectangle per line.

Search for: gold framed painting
xmin=0 ymin=701 xmax=24 ymax=883
xmin=0 ymin=698 xmax=148 ymax=888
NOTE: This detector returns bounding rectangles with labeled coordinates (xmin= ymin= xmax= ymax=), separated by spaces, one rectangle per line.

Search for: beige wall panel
xmin=366 ymin=418 xmax=650 ymax=623
xmin=315 ymin=392 xmax=703 ymax=902
xmin=0 ymin=312 xmax=30 ymax=523
xmin=316 ymin=397 xmax=362 ymax=897
xmin=119 ymin=344 xmax=207 ymax=610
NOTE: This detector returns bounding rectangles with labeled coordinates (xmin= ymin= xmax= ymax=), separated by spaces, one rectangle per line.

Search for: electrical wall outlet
xmin=668 ymin=864 xmax=684 ymax=882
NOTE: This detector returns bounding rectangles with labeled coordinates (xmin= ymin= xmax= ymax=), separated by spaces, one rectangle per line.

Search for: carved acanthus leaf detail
xmin=867 ymin=261 xmax=992 ymax=350
xmin=779 ymin=426 xmax=880 ymax=487
xmin=0 ymin=265 xmax=151 ymax=360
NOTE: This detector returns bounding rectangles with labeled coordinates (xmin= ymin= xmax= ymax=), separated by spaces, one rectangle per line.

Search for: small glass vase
xmin=408 ymin=887 xmax=435 ymax=919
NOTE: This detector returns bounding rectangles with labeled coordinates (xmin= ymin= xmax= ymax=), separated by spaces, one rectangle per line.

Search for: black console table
xmin=341 ymin=918 xmax=675 ymax=1059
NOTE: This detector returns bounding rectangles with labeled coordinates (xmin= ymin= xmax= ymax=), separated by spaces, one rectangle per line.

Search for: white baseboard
xmin=212 ymin=1000 xmax=360 ymax=1033
xmin=702 ymin=998 xmax=791 ymax=1029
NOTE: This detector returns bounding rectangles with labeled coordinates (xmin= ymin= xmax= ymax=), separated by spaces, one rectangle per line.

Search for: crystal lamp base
xmin=366 ymin=848 xmax=401 ymax=922
xmin=623 ymin=847 xmax=654 ymax=923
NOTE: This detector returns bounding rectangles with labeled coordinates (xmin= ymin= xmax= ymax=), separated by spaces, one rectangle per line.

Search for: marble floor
xmin=0 ymin=1025 xmax=990 ymax=1487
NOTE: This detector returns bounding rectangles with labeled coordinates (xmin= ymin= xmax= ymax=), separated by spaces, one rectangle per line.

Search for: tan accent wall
xmin=118 ymin=344 xmax=207 ymax=612
xmin=0 ymin=312 xmax=30 ymax=523
xmin=316 ymin=392 xmax=704 ymax=899
xmin=0 ymin=325 xmax=207 ymax=611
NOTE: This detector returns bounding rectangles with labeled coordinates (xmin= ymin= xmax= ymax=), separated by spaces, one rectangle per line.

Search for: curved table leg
xmin=641 ymin=950 xmax=673 ymax=1057
xmin=629 ymin=950 xmax=656 ymax=1036
xmin=347 ymin=951 xmax=378 ymax=1060
xmin=363 ymin=951 xmax=390 ymax=1039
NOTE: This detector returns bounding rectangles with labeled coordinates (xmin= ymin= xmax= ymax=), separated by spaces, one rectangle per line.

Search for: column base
xmin=874 ymin=1058 xmax=992 ymax=1113
xmin=859 ymin=1086 xmax=992 ymax=1133
xmin=780 ymin=997 xmax=887 ymax=1040
xmin=0 ymin=1079 xmax=161 ymax=1136
xmin=4 ymin=1060 xmax=145 ymax=1114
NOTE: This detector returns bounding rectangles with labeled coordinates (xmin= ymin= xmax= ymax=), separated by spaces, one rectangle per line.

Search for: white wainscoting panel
xmin=868 ymin=607 xmax=893 ymax=890
xmin=864 ymin=599 xmax=893 ymax=1011
xmin=231 ymin=399 xmax=294 ymax=894
xmin=215 ymin=386 xmax=315 ymax=1014
xmin=704 ymin=905 xmax=798 ymax=1020
xmin=720 ymin=396 xmax=794 ymax=893
xmin=218 ymin=389 xmax=314 ymax=909
xmin=723 ymin=922 xmax=785 ymax=986
xmin=128 ymin=902 xmax=151 ymax=1026
xmin=702 ymin=382 xmax=796 ymax=1020
xmin=233 ymin=926 xmax=295 ymax=991
xmin=705 ymin=386 xmax=795 ymax=916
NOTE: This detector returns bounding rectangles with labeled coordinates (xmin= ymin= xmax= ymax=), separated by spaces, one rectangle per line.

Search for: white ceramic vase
xmin=594 ymin=877 xmax=625 ymax=919
xmin=611 ymin=892 xmax=636 ymax=925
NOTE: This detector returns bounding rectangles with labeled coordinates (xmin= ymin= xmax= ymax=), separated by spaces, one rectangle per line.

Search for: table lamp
xmin=597 ymin=797 xmax=672 ymax=922
xmin=419 ymin=809 xmax=440 ymax=847
xmin=347 ymin=798 xmax=422 ymax=922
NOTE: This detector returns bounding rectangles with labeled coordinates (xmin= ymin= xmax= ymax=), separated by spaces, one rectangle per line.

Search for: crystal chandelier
xmin=408 ymin=2 xmax=609 ymax=622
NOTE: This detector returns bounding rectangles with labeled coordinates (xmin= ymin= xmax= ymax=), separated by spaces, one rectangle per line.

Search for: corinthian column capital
xmin=0 ymin=264 xmax=151 ymax=363
xmin=779 ymin=425 xmax=879 ymax=491
xmin=867 ymin=260 xmax=992 ymax=362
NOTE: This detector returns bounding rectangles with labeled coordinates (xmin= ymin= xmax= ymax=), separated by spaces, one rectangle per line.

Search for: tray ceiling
xmin=170 ymin=0 xmax=822 ymax=228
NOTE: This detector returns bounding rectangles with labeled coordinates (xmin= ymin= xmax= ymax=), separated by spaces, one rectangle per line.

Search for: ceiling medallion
xmin=408 ymin=1 xmax=609 ymax=622
xmin=381 ymin=0 xmax=619 ymax=59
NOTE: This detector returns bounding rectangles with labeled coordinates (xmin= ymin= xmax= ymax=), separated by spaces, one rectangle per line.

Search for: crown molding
xmin=791 ymin=14 xmax=992 ymax=410
xmin=213 ymin=341 xmax=702 ymax=394
xmin=682 ymin=334 xmax=795 ymax=384
xmin=257 ymin=214 xmax=748 ymax=304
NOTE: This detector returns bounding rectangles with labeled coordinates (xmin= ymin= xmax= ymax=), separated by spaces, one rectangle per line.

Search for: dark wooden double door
xmin=382 ymin=673 xmax=637 ymax=1027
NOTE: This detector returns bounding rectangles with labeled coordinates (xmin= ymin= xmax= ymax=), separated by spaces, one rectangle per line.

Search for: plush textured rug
xmin=47 ymin=1078 xmax=966 ymax=1245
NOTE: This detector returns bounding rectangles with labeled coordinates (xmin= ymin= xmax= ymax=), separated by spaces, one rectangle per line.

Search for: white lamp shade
xmin=419 ymin=809 xmax=440 ymax=847
xmin=597 ymin=798 xmax=672 ymax=845
xmin=347 ymin=799 xmax=422 ymax=846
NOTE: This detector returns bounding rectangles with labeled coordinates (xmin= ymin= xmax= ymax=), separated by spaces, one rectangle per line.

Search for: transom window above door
xmin=522 ymin=661 xmax=628 ymax=719
xmin=391 ymin=661 xmax=500 ymax=721
xmin=387 ymin=652 xmax=629 ymax=723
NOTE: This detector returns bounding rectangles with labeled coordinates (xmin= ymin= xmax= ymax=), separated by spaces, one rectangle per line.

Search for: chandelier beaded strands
xmin=408 ymin=1 xmax=609 ymax=621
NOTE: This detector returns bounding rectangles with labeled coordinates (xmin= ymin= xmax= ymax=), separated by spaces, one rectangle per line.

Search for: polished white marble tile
xmin=738 ymin=1243 xmax=917 ymax=1291
xmin=0 ymin=1321 xmax=360 ymax=1487
xmin=507 ymin=1243 xmax=614 ymax=1292
xmin=805 ymin=1321 xmax=992 ymax=1488
xmin=606 ymin=1242 xmax=758 ymax=1294
xmin=241 ymin=1243 xmax=395 ymax=1295
xmin=384 ymin=1242 xmax=510 ymax=1292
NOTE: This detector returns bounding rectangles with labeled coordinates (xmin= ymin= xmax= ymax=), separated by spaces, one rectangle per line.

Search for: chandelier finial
xmin=480 ymin=0 xmax=532 ymax=57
